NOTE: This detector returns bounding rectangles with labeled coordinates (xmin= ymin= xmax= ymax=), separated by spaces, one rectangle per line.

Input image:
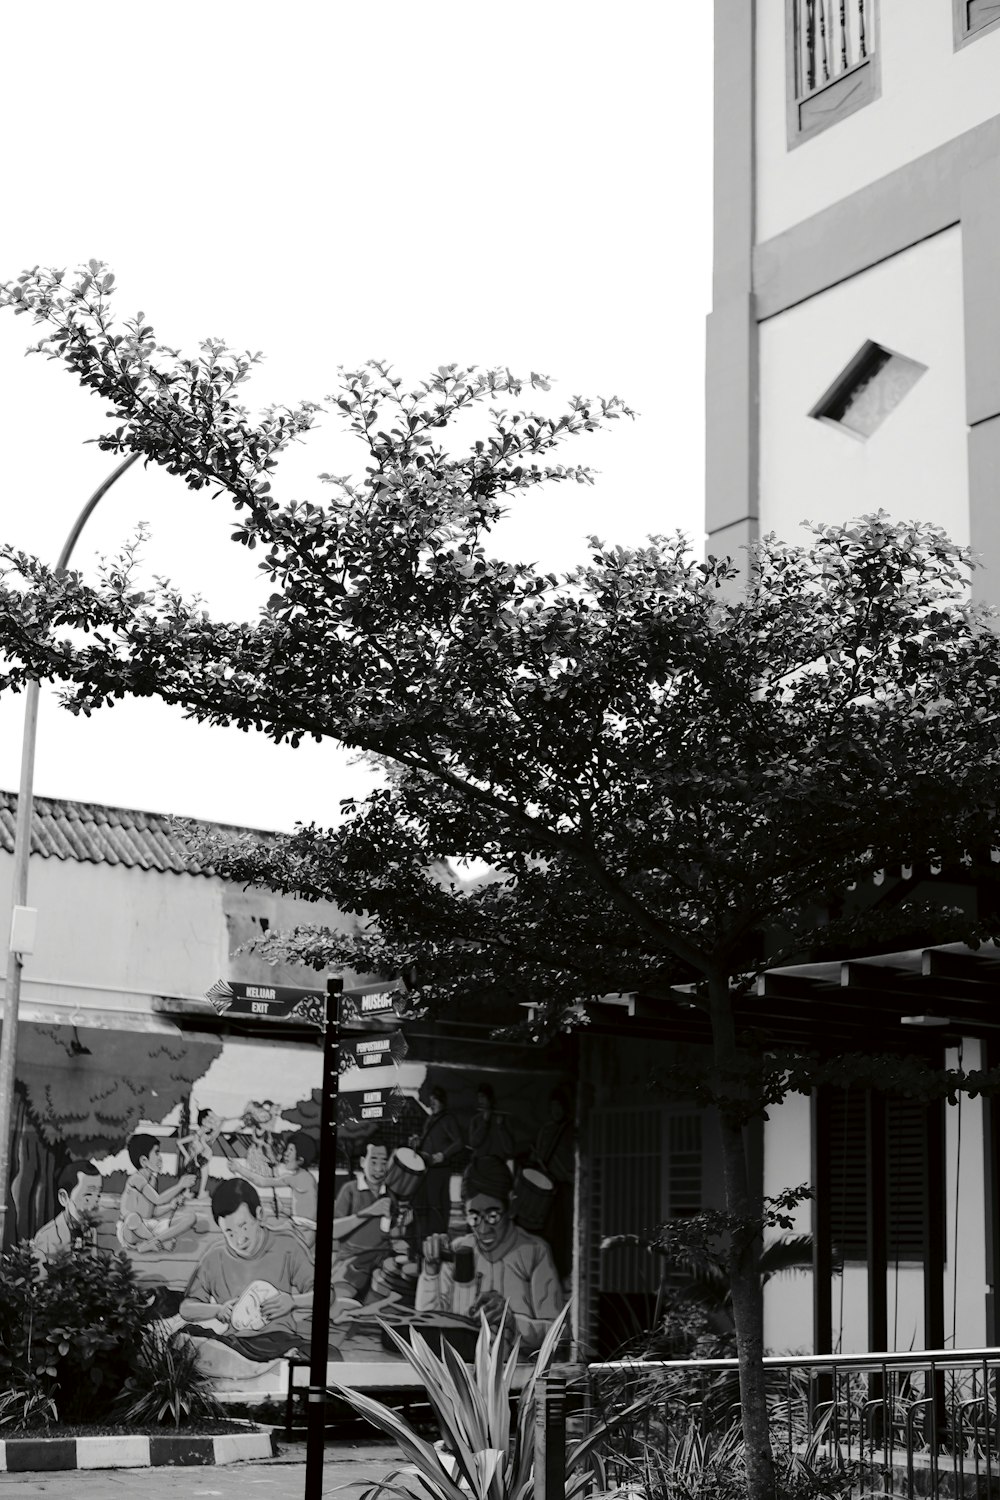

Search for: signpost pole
xmin=304 ymin=976 xmax=342 ymax=1500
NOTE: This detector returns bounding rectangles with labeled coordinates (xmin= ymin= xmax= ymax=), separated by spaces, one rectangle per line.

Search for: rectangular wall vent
xmin=809 ymin=340 xmax=927 ymax=439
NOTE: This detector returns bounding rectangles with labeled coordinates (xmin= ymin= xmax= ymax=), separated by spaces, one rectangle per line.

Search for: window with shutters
xmin=785 ymin=0 xmax=880 ymax=148
xmin=667 ymin=1112 xmax=703 ymax=1218
xmin=954 ymin=0 xmax=1000 ymax=48
xmin=586 ymin=1106 xmax=706 ymax=1356
xmin=827 ymin=1089 xmax=927 ymax=1261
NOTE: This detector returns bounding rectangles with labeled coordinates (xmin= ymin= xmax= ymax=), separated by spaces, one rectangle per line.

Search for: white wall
xmin=757 ymin=228 xmax=968 ymax=548
xmin=756 ymin=0 xmax=1000 ymax=240
xmin=763 ymin=1089 xmax=814 ymax=1352
xmin=944 ymin=1040 xmax=987 ymax=1350
xmin=0 ymin=846 xmax=356 ymax=1026
xmin=763 ymin=1039 xmax=989 ymax=1356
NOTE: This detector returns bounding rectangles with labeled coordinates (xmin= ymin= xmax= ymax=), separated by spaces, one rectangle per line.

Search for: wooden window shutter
xmin=827 ymin=1088 xmax=927 ymax=1261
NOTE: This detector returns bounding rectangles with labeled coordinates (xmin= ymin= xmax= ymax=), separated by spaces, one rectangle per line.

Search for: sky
xmin=0 ymin=2 xmax=714 ymax=834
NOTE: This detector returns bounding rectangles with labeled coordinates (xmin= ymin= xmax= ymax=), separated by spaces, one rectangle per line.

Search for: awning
xmin=588 ymin=943 xmax=1000 ymax=1051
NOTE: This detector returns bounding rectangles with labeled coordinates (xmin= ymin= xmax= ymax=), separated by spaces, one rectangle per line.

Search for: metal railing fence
xmin=571 ymin=1347 xmax=1000 ymax=1499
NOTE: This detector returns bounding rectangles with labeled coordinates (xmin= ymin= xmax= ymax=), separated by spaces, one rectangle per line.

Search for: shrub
xmin=115 ymin=1326 xmax=226 ymax=1429
xmin=330 ymin=1308 xmax=636 ymax=1500
xmin=0 ymin=1230 xmax=155 ymax=1424
xmin=593 ymin=1410 xmax=861 ymax=1500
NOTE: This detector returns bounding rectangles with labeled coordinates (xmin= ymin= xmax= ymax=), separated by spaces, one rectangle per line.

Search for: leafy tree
xmin=5 ymin=263 xmax=1000 ymax=1498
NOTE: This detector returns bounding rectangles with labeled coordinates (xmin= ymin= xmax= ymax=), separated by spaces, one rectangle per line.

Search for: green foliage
xmin=601 ymin=1196 xmax=822 ymax=1363
xmin=115 ymin=1326 xmax=226 ymax=1429
xmin=0 ymin=1381 xmax=58 ymax=1431
xmin=2 ymin=265 xmax=1000 ymax=1028
xmin=589 ymin=1391 xmax=861 ymax=1500
xmin=7 ymin=262 xmax=1000 ymax=1500
xmin=332 ymin=1308 xmax=634 ymax=1500
xmin=0 ymin=1233 xmax=155 ymax=1425
xmin=595 ymin=1417 xmax=859 ymax=1500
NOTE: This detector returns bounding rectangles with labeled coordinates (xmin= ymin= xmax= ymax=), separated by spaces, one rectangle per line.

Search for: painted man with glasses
xmin=415 ymin=1155 xmax=563 ymax=1353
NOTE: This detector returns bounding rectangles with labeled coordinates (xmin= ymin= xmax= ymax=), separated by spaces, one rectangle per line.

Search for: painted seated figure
xmin=32 ymin=1158 xmax=102 ymax=1264
xmin=117 ymin=1132 xmax=200 ymax=1253
xmin=416 ymin=1155 xmax=564 ymax=1354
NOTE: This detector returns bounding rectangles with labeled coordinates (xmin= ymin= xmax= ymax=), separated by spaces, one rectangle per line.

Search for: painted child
xmin=118 ymin=1133 xmax=201 ymax=1254
xmin=229 ymin=1130 xmax=319 ymax=1247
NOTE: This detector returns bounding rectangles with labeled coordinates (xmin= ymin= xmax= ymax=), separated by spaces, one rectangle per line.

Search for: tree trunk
xmin=7 ymin=1085 xmax=66 ymax=1248
xmin=708 ymin=969 xmax=776 ymax=1500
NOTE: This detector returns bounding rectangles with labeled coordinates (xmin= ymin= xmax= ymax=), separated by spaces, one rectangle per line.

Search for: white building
xmin=703 ymin=0 xmax=1000 ymax=1357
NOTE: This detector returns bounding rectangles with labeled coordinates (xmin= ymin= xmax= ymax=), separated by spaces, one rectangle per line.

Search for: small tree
xmin=5 ymin=264 xmax=1000 ymax=1498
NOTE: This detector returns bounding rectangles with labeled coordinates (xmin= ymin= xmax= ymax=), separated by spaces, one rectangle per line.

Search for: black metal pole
xmin=534 ymin=1371 xmax=566 ymax=1500
xmin=304 ymin=976 xmax=342 ymax=1500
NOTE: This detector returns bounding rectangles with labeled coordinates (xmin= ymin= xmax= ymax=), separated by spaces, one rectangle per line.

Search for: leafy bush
xmin=0 ymin=1231 xmax=155 ymax=1424
xmin=596 ymin=1416 xmax=860 ymax=1500
xmin=0 ymin=1381 xmax=58 ymax=1431
xmin=115 ymin=1325 xmax=226 ymax=1429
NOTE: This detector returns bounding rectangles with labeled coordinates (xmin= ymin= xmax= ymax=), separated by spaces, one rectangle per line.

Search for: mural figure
xmin=241 ymin=1099 xmax=284 ymax=1175
xmin=11 ymin=1016 xmax=572 ymax=1393
xmin=417 ymin=1155 xmax=564 ymax=1353
xmin=176 ymin=1107 xmax=243 ymax=1197
xmin=229 ymin=1129 xmax=318 ymax=1246
xmin=410 ymin=1085 xmax=464 ymax=1239
xmin=331 ymin=1135 xmax=393 ymax=1307
xmin=6 ymin=1025 xmax=221 ymax=1249
xmin=179 ymin=1179 xmax=315 ymax=1359
xmin=31 ymin=1158 xmax=101 ymax=1263
xmin=467 ymin=1082 xmax=515 ymax=1164
xmin=118 ymin=1134 xmax=201 ymax=1253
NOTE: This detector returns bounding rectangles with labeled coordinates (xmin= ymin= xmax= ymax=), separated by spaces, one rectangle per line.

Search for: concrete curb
xmin=0 ymin=1428 xmax=276 ymax=1473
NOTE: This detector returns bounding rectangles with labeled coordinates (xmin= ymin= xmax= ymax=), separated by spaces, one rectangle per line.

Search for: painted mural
xmin=10 ymin=1017 xmax=573 ymax=1391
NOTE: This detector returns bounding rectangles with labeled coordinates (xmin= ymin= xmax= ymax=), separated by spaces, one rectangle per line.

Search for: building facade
xmin=709 ymin=0 xmax=1000 ymax=604
xmin=705 ymin=0 xmax=1000 ymax=1356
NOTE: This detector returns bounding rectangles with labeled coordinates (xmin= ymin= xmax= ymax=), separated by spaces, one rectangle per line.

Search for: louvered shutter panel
xmin=827 ymin=1089 xmax=927 ymax=1260
xmin=666 ymin=1112 xmax=703 ymax=1218
xmin=589 ymin=1106 xmax=663 ymax=1295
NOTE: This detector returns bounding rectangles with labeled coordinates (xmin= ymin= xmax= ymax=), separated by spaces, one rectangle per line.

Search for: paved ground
xmin=0 ymin=1439 xmax=400 ymax=1499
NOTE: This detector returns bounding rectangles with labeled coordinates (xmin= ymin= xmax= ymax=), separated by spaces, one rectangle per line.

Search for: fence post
xmin=535 ymin=1371 xmax=567 ymax=1500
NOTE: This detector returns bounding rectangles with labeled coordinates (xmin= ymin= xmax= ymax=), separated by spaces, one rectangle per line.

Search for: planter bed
xmin=0 ymin=1419 xmax=275 ymax=1473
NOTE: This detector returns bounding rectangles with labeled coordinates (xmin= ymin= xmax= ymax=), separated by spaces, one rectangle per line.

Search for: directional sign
xmin=337 ymin=1086 xmax=406 ymax=1124
xmin=339 ymin=1031 xmax=408 ymax=1074
xmin=202 ymin=980 xmax=326 ymax=1027
xmin=340 ymin=979 xmax=411 ymax=1032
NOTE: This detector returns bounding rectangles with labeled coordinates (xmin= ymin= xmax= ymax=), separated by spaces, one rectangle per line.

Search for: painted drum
xmin=511 ymin=1166 xmax=554 ymax=1232
xmin=384 ymin=1145 xmax=427 ymax=1201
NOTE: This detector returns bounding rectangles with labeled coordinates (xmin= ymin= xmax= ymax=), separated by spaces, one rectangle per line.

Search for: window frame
xmin=785 ymin=0 xmax=881 ymax=150
xmin=954 ymin=0 xmax=1000 ymax=49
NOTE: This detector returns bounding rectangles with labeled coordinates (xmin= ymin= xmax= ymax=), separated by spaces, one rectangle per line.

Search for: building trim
xmin=960 ymin=154 xmax=1000 ymax=427
xmin=753 ymin=114 xmax=1000 ymax=320
xmin=747 ymin=110 xmax=1000 ymax=609
xmin=706 ymin=0 xmax=759 ymax=574
xmin=785 ymin=0 xmax=881 ymax=150
xmin=954 ymin=0 xmax=1000 ymax=50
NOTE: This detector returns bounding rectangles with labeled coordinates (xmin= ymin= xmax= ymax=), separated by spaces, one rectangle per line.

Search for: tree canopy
xmin=2 ymin=264 xmax=1000 ymax=1024
xmin=6 ymin=263 xmax=1000 ymax=1499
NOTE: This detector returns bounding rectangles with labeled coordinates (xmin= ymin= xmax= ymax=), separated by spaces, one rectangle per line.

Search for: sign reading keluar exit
xmin=202 ymin=979 xmax=326 ymax=1026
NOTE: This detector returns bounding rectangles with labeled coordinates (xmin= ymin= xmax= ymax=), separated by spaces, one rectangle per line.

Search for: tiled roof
xmin=0 ymin=791 xmax=265 ymax=877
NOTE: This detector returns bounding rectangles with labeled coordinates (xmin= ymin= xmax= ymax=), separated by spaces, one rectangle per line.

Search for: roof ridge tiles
xmin=0 ymin=789 xmax=276 ymax=876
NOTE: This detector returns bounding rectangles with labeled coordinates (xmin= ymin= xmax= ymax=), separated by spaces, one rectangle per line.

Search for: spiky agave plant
xmin=332 ymin=1307 xmax=640 ymax=1500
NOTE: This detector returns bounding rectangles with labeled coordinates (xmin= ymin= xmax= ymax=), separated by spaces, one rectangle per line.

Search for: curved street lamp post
xmin=0 ymin=450 xmax=141 ymax=1245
